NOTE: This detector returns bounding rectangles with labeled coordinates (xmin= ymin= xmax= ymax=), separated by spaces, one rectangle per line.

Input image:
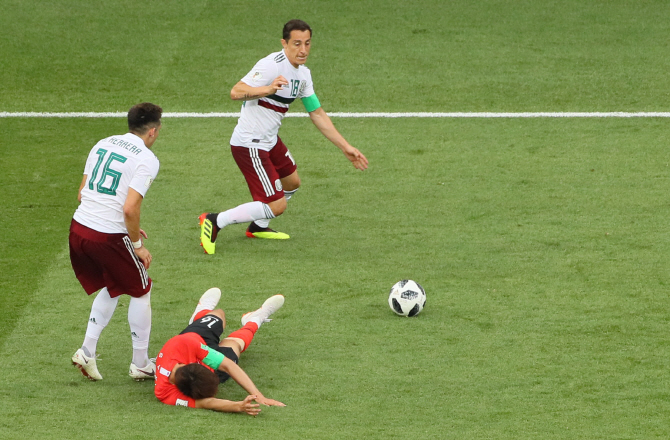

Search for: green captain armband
xmin=301 ymin=94 xmax=321 ymax=112
xmin=201 ymin=344 xmax=225 ymax=370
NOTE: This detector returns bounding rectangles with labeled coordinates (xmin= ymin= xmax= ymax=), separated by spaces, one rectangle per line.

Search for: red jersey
xmin=154 ymin=332 xmax=215 ymax=407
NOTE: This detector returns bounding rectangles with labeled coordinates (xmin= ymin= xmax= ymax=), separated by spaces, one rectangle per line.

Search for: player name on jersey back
xmin=73 ymin=133 xmax=159 ymax=234
xmin=106 ymin=136 xmax=145 ymax=155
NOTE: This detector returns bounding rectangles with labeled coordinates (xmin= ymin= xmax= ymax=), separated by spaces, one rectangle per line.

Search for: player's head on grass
xmin=128 ymin=102 xmax=163 ymax=147
xmin=174 ymin=363 xmax=219 ymax=400
xmin=281 ymin=19 xmax=312 ymax=68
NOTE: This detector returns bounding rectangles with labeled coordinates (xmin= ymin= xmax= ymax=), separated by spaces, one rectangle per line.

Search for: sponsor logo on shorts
xmin=275 ymin=179 xmax=283 ymax=192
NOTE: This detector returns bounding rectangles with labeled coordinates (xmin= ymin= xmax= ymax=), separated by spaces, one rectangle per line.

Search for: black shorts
xmin=179 ymin=314 xmax=239 ymax=383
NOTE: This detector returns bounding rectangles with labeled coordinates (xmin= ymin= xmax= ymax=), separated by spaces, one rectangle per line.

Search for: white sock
xmin=246 ymin=303 xmax=276 ymax=328
xmin=248 ymin=315 xmax=266 ymax=328
xmin=284 ymin=188 xmax=298 ymax=201
xmin=255 ymin=218 xmax=270 ymax=228
xmin=128 ymin=291 xmax=152 ymax=368
xmin=217 ymin=201 xmax=274 ymax=228
xmin=82 ymin=287 xmax=119 ymax=357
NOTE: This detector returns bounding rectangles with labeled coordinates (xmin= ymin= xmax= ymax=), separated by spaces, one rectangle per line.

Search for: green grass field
xmin=3 ymin=1 xmax=670 ymax=439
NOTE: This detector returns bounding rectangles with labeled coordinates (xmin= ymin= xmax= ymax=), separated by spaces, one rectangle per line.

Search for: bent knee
xmin=283 ymin=178 xmax=301 ymax=192
xmin=209 ymin=309 xmax=226 ymax=320
xmin=268 ymin=198 xmax=288 ymax=216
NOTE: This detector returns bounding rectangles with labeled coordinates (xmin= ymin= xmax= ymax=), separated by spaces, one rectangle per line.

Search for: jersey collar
xmin=126 ymin=132 xmax=148 ymax=148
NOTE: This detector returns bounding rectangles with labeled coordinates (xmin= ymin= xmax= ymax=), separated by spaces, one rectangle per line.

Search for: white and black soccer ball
xmin=388 ymin=280 xmax=426 ymax=317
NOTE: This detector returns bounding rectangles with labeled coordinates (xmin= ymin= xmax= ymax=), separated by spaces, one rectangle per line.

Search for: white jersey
xmin=230 ymin=50 xmax=315 ymax=151
xmin=73 ymin=133 xmax=160 ymax=234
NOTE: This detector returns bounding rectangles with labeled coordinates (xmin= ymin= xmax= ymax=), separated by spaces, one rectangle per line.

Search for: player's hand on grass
xmin=239 ymin=395 xmax=262 ymax=416
xmin=254 ymin=395 xmax=286 ymax=407
xmin=343 ymin=146 xmax=369 ymax=170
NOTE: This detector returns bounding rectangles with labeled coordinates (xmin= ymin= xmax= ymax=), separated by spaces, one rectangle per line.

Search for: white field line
xmin=2 ymin=111 xmax=670 ymax=118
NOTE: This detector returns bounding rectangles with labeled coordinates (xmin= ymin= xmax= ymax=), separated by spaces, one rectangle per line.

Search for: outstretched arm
xmin=308 ymin=107 xmax=368 ymax=170
xmin=195 ymin=395 xmax=261 ymax=416
xmin=218 ymin=357 xmax=286 ymax=407
xmin=230 ymin=77 xmax=289 ymax=101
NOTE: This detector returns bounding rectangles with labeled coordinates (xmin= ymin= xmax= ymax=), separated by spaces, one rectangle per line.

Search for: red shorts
xmin=68 ymin=220 xmax=152 ymax=298
xmin=231 ymin=137 xmax=297 ymax=204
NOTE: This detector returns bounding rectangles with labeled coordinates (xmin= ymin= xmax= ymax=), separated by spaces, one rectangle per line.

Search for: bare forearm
xmin=221 ymin=360 xmax=264 ymax=398
xmin=231 ymin=76 xmax=288 ymax=101
xmin=196 ymin=395 xmax=263 ymax=415
xmin=123 ymin=210 xmax=141 ymax=242
xmin=309 ymin=107 xmax=368 ymax=170
xmin=309 ymin=110 xmax=350 ymax=151
xmin=230 ymin=83 xmax=273 ymax=101
xmin=123 ymin=188 xmax=145 ymax=242
xmin=196 ymin=397 xmax=242 ymax=413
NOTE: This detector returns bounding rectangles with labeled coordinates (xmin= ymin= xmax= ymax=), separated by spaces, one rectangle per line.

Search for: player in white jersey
xmin=69 ymin=103 xmax=162 ymax=381
xmin=199 ymin=19 xmax=368 ymax=254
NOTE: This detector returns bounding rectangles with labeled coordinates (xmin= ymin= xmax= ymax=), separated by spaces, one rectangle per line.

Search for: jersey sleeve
xmin=297 ymin=67 xmax=315 ymax=99
xmin=301 ymin=94 xmax=321 ymax=112
xmin=199 ymin=344 xmax=225 ymax=370
xmin=128 ymin=156 xmax=159 ymax=197
xmin=160 ymin=387 xmax=197 ymax=408
xmin=240 ymin=57 xmax=277 ymax=87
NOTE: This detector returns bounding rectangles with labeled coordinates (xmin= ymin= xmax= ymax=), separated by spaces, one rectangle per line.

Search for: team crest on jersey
xmin=252 ymin=71 xmax=263 ymax=81
xmin=275 ymin=179 xmax=283 ymax=192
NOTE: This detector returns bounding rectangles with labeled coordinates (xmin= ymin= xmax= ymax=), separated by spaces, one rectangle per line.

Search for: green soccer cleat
xmin=245 ymin=222 xmax=290 ymax=240
xmin=199 ymin=213 xmax=219 ymax=254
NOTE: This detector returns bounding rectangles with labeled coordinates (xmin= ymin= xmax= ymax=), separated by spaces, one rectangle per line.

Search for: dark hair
xmin=127 ymin=102 xmax=162 ymax=134
xmin=174 ymin=364 xmax=219 ymax=400
xmin=283 ymin=19 xmax=312 ymax=41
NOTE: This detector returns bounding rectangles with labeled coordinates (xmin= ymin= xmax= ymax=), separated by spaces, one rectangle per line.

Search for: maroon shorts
xmin=69 ymin=220 xmax=152 ymax=298
xmin=231 ymin=136 xmax=297 ymax=204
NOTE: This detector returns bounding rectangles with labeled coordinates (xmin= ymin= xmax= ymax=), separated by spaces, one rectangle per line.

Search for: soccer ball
xmin=388 ymin=280 xmax=426 ymax=317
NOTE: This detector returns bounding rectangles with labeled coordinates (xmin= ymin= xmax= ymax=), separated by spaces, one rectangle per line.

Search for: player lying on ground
xmin=154 ymin=288 xmax=286 ymax=415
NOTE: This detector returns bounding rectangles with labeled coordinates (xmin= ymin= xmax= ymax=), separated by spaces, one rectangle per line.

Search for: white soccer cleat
xmin=129 ymin=359 xmax=156 ymax=381
xmin=72 ymin=348 xmax=103 ymax=381
xmin=189 ymin=287 xmax=222 ymax=324
xmin=241 ymin=295 xmax=285 ymax=326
